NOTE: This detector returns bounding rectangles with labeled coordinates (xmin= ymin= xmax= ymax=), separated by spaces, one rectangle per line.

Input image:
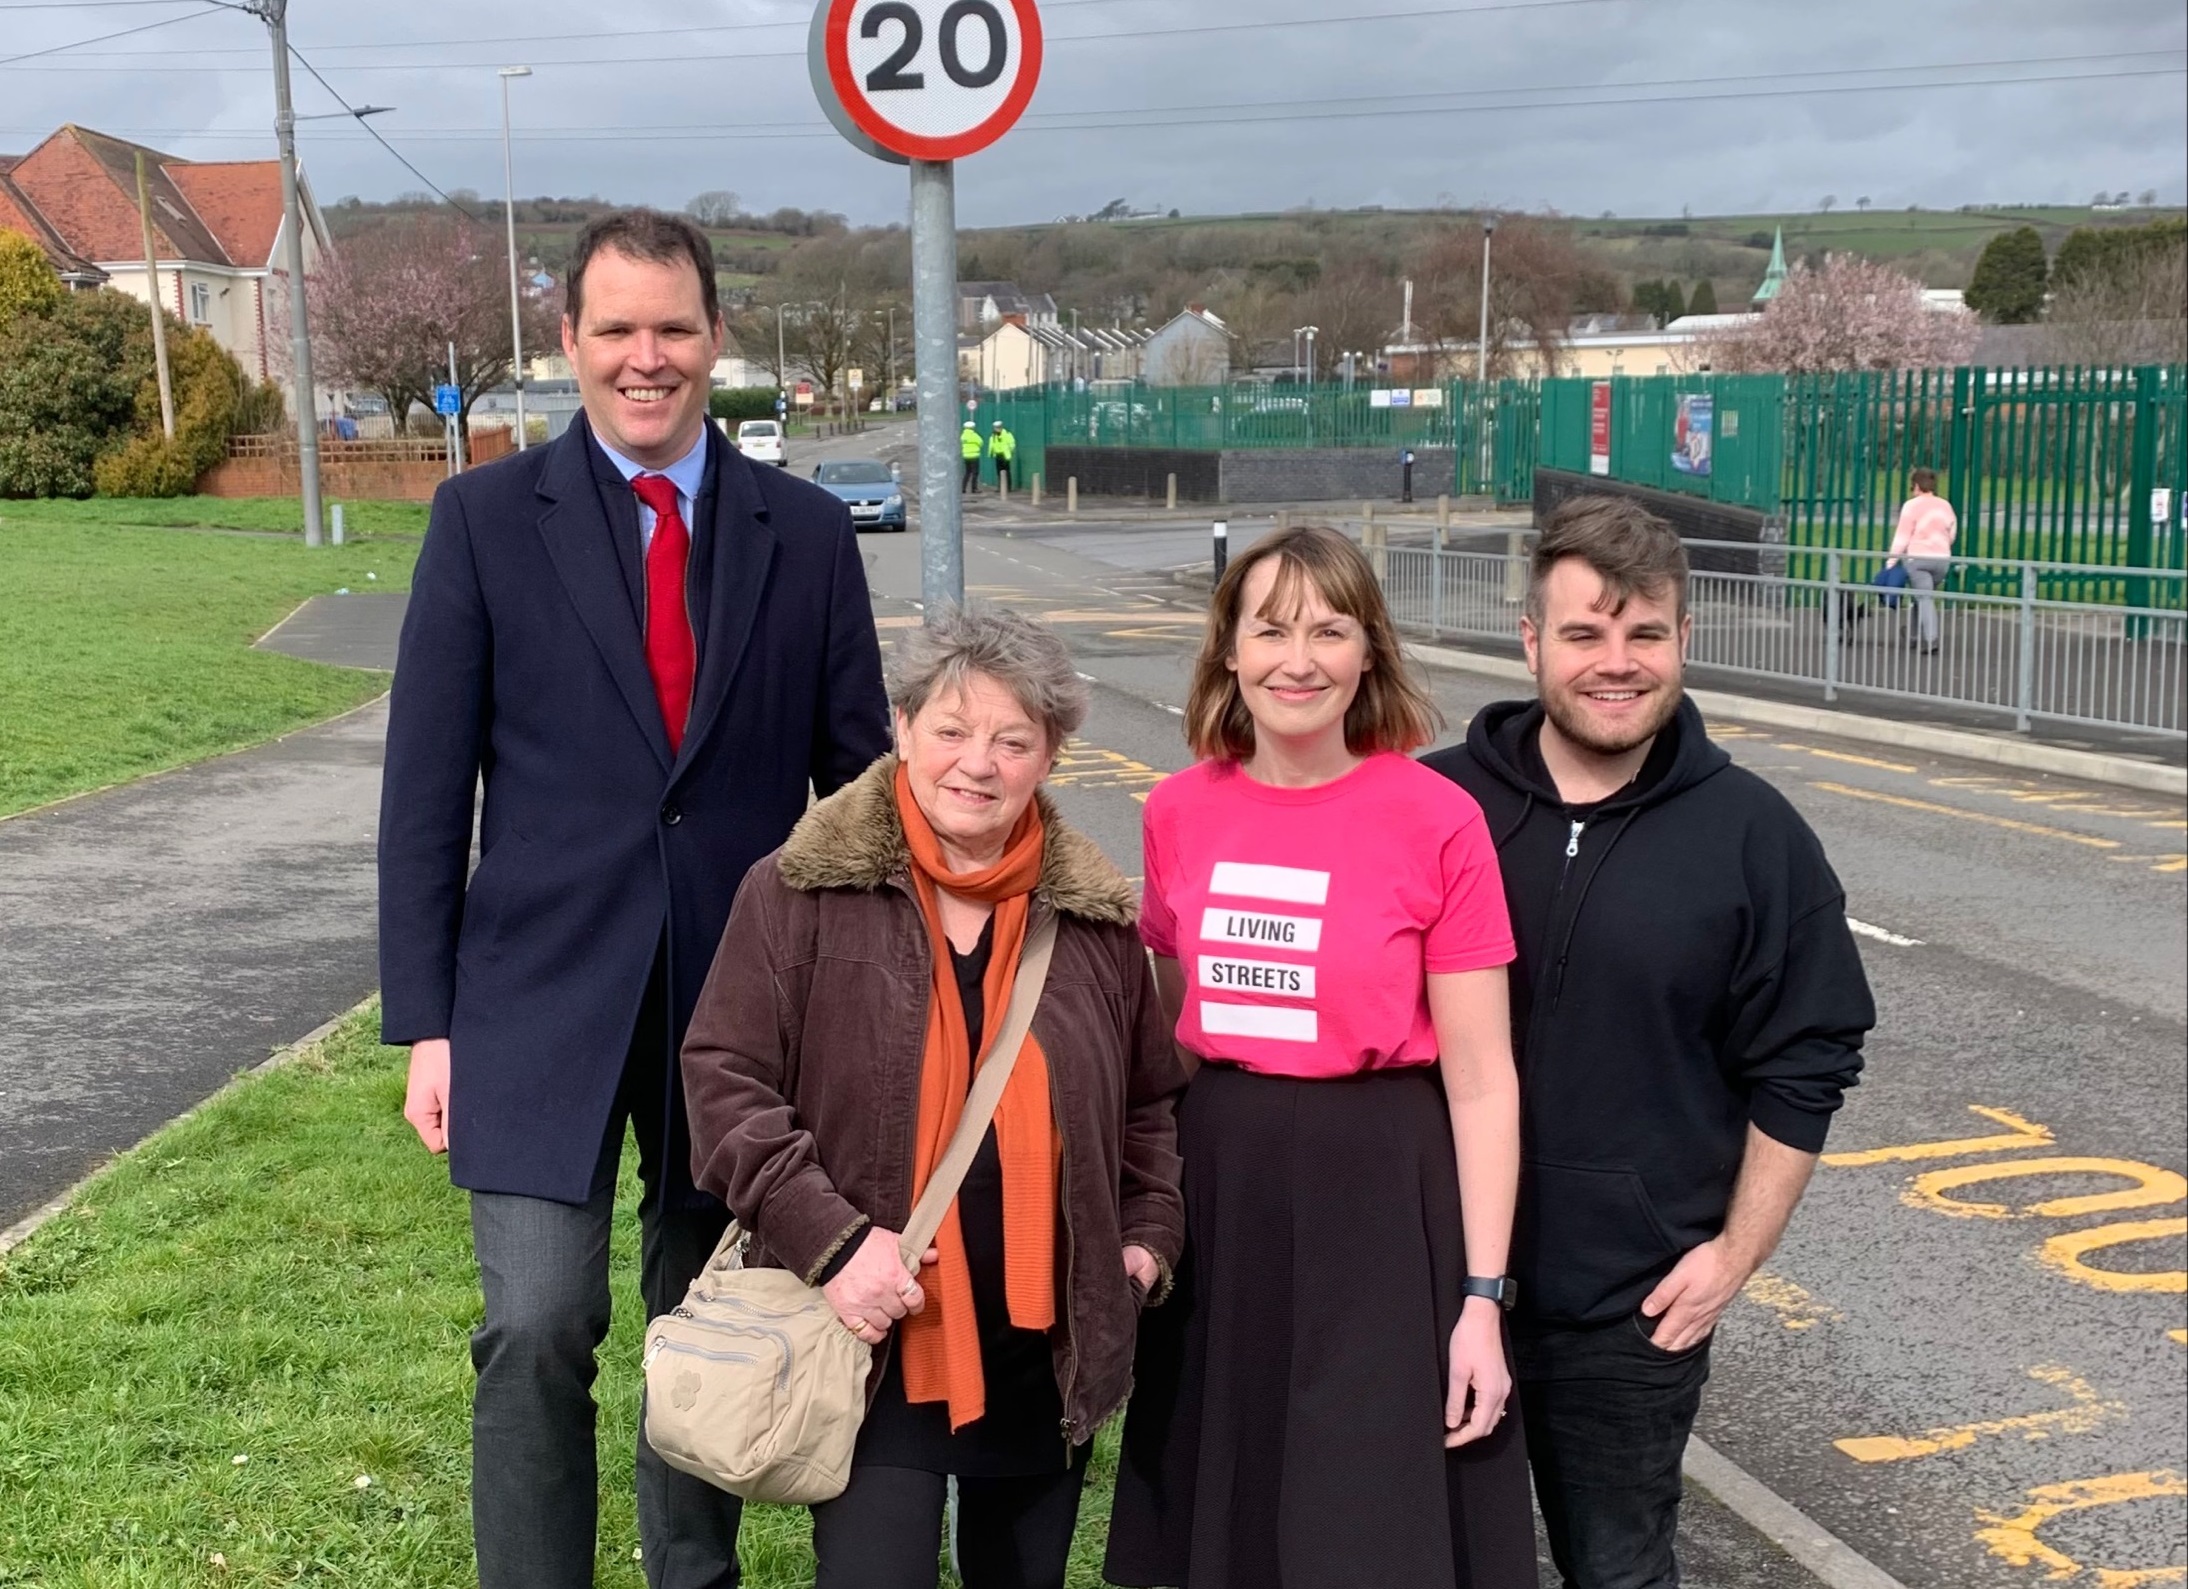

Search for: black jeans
xmin=467 ymin=979 xmax=739 ymax=1589
xmin=1514 ymin=1314 xmax=1712 ymax=1589
xmin=810 ymin=1453 xmax=1090 ymax=1589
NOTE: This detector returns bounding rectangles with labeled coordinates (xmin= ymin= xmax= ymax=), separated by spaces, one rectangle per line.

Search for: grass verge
xmin=0 ymin=505 xmax=421 ymax=817
xmin=0 ymin=1010 xmax=1123 ymax=1587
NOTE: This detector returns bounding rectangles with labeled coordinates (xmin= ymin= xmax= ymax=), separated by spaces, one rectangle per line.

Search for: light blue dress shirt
xmin=595 ymin=427 xmax=708 ymax=553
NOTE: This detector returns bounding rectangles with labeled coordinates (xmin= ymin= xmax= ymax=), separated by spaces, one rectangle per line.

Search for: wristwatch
xmin=1462 ymin=1275 xmax=1518 ymax=1311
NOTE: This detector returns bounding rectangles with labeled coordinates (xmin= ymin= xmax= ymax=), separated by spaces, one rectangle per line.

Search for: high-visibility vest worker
xmin=960 ymin=423 xmax=984 ymax=460
xmin=990 ymin=425 xmax=1016 ymax=462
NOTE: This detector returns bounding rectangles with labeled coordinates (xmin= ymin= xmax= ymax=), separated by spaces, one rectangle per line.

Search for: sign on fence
xmin=1589 ymin=381 xmax=1611 ymax=476
xmin=1672 ymin=392 xmax=1713 ymax=478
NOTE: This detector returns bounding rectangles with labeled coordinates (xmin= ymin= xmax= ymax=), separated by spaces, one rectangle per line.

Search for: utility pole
xmin=253 ymin=0 xmax=323 ymax=546
xmin=498 ymin=66 xmax=532 ymax=449
xmin=133 ymin=151 xmax=175 ymax=441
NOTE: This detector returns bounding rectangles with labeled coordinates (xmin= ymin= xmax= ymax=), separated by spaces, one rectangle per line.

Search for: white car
xmin=733 ymin=418 xmax=785 ymax=466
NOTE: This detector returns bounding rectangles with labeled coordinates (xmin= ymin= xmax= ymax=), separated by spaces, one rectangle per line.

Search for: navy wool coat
xmin=378 ymin=413 xmax=891 ymax=1204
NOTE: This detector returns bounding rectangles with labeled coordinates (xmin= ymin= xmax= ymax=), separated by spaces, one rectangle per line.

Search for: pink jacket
xmin=1890 ymin=494 xmax=1958 ymax=560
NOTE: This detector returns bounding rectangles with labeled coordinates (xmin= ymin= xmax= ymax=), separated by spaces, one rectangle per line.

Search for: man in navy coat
xmin=378 ymin=210 xmax=890 ymax=1589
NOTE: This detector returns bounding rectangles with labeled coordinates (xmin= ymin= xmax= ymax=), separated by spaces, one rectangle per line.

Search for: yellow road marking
xmin=1742 ymin=1271 xmax=1844 ymax=1331
xmin=2169 ymin=1329 xmax=2187 ymax=1346
xmin=1905 ymin=1157 xmax=2188 ymax=1221
xmin=2038 ymin=1218 xmax=2188 ymax=1295
xmin=1813 ymin=781 xmax=2121 ymax=848
xmin=1825 ymin=1105 xmax=2055 ymax=1167
xmin=1777 ymin=743 xmax=1919 ymax=773
xmin=1037 ymin=609 xmax=1202 ymax=625
xmin=1836 ymin=1366 xmax=2122 ymax=1464
xmin=1975 ymin=1469 xmax=2188 ymax=1586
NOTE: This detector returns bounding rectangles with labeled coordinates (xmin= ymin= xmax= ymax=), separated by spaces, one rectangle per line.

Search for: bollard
xmin=1361 ymin=501 xmax=1376 ymax=533
xmin=330 ymin=502 xmax=345 ymax=546
xmin=1031 ymin=473 xmax=1042 ymax=507
xmin=1400 ymin=449 xmax=1415 ymax=504
xmin=1213 ymin=517 xmax=1229 ymax=582
xmin=1363 ymin=514 xmax=1387 ymax=580
xmin=1166 ymin=472 xmax=1178 ymax=511
xmin=999 ymin=472 xmax=1009 ymax=503
xmin=1437 ymin=493 xmax=1450 ymax=533
xmin=1067 ymin=476 xmax=1078 ymax=515
xmin=1276 ymin=509 xmax=1290 ymax=532
xmin=1504 ymin=529 xmax=1526 ymax=603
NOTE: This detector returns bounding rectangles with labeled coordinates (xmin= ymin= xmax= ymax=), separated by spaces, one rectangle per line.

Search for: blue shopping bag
xmin=1873 ymin=562 xmax=1910 ymax=610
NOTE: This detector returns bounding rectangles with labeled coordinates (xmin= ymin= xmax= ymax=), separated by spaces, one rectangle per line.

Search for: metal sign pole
xmin=910 ymin=158 xmax=963 ymax=615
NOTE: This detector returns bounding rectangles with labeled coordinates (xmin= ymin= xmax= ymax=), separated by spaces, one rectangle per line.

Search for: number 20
xmin=863 ymin=0 xmax=1008 ymax=92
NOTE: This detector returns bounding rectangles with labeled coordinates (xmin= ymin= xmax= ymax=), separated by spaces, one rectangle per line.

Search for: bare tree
xmin=728 ymin=290 xmax=798 ymax=389
xmin=308 ymin=212 xmax=554 ymax=430
xmin=2045 ymin=243 xmax=2188 ymax=365
xmin=1698 ymin=254 xmax=1977 ymax=373
xmin=684 ymin=191 xmax=743 ymax=226
xmin=789 ymin=288 xmax=864 ymax=414
xmin=1409 ymin=216 xmax=1613 ymax=378
xmin=1821 ymin=195 xmax=1838 ymax=214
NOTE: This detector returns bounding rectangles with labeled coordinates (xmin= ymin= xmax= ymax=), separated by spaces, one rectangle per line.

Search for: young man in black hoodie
xmin=1423 ymin=497 xmax=1874 ymax=1589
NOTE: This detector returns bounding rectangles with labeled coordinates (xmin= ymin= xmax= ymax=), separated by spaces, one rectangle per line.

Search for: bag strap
xmin=897 ymin=912 xmax=1059 ymax=1267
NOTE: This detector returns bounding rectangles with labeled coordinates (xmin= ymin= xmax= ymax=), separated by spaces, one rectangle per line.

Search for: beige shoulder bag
xmin=644 ymin=914 xmax=1059 ymax=1505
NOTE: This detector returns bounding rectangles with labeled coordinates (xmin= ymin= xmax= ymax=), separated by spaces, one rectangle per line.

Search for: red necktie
xmin=630 ymin=474 xmax=695 ymax=754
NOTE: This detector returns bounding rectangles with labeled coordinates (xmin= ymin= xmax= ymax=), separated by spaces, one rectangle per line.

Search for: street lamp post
xmin=498 ymin=66 xmax=532 ymax=449
xmin=1477 ymin=216 xmax=1496 ymax=495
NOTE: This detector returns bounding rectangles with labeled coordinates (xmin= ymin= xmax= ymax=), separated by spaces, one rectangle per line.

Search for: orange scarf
xmin=893 ymin=762 xmax=1059 ymax=1430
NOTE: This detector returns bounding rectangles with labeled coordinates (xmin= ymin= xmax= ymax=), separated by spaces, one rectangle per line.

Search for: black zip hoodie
xmin=1421 ymin=697 xmax=1874 ymax=1328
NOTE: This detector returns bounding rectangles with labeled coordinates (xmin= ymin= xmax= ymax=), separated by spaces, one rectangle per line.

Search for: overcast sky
xmin=3 ymin=0 xmax=2182 ymax=229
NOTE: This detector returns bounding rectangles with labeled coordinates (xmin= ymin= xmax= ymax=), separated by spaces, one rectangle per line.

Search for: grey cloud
xmin=0 ymin=0 xmax=2178 ymax=225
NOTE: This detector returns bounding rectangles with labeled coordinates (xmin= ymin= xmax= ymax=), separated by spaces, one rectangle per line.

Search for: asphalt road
xmin=4 ymin=454 xmax=2179 ymax=1586
xmin=857 ymin=514 xmax=2188 ymax=1589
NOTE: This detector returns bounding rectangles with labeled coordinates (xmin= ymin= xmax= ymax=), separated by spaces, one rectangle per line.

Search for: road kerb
xmin=1684 ymin=1435 xmax=1914 ymax=1589
xmin=0 ymin=997 xmax=375 ymax=1259
xmin=1403 ymin=642 xmax=2187 ymax=798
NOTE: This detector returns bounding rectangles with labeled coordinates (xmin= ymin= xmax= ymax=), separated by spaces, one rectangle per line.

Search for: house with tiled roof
xmin=0 ymin=124 xmax=331 ymax=396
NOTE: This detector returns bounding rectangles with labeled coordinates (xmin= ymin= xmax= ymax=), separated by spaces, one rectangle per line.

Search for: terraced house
xmin=0 ymin=123 xmax=330 ymax=397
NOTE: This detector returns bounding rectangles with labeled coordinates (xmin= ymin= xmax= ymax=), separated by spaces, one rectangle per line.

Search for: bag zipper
xmin=658 ymin=1315 xmax=797 ymax=1391
xmin=1051 ymin=1032 xmax=1080 ymax=1461
xmin=644 ymin=1336 xmax=761 ymax=1374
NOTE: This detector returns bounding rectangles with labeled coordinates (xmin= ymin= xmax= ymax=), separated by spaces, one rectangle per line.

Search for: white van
xmin=733 ymin=418 xmax=785 ymax=466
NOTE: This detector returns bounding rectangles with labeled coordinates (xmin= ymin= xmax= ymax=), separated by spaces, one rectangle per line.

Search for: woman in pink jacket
xmin=1887 ymin=467 xmax=1958 ymax=652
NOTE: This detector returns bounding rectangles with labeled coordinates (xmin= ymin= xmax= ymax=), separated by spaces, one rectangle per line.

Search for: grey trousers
xmin=469 ymin=1154 xmax=740 ymax=1587
xmin=1906 ymin=556 xmax=1951 ymax=646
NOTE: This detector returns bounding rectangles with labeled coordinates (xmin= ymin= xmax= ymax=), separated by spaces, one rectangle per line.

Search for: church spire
xmin=1753 ymin=226 xmax=1789 ymax=304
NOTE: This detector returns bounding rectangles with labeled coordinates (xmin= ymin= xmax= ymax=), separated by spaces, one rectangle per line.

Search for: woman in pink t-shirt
xmin=1106 ymin=525 xmax=1534 ymax=1589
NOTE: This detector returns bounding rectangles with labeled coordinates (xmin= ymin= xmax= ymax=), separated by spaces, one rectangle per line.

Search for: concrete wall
xmin=1044 ymin=446 xmax=1220 ymax=503
xmin=1532 ymin=468 xmax=1778 ymax=574
xmin=1219 ymin=446 xmax=1454 ymax=504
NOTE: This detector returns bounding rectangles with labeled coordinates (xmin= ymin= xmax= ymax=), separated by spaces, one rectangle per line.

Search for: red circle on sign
xmin=824 ymin=0 xmax=1043 ymax=162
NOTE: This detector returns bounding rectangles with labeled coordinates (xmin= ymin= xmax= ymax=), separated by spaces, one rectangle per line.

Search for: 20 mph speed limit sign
xmin=811 ymin=0 xmax=1043 ymax=162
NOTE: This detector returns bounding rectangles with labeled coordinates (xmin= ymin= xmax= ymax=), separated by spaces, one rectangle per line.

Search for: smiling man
xmin=378 ymin=210 xmax=890 ymax=1589
xmin=1422 ymin=497 xmax=1874 ymax=1589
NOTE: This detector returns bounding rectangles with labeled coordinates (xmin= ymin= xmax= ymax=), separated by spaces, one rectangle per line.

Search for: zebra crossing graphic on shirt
xmin=1196 ymin=861 xmax=1328 ymax=1043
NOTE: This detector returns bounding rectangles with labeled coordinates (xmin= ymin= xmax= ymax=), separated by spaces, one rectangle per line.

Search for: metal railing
xmin=1378 ymin=538 xmax=2187 ymax=737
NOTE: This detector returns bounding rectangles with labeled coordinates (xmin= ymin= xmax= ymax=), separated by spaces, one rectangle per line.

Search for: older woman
xmin=680 ymin=605 xmax=1186 ymax=1589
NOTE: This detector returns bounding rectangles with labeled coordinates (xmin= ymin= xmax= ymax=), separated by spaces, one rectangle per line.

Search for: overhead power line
xmin=8 ymin=0 xmax=1635 ymax=68
xmin=282 ymin=40 xmax=479 ymax=220
xmin=0 ymin=1 xmax=225 ymax=65
xmin=16 ymin=57 xmax=2172 ymax=144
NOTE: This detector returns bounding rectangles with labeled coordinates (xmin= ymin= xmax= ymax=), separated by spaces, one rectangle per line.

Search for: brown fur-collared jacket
xmin=681 ymin=754 xmax=1188 ymax=1445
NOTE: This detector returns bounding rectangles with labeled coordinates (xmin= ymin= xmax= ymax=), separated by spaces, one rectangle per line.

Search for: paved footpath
xmin=0 ymin=594 xmax=402 ymax=1231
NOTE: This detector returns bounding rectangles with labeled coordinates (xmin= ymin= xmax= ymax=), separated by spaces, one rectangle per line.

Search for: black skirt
xmin=1105 ymin=1063 xmax=1537 ymax=1589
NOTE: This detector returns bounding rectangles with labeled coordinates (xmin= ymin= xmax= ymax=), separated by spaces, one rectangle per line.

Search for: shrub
xmin=0 ymin=231 xmax=63 ymax=325
xmin=709 ymin=386 xmax=782 ymax=422
xmin=0 ymin=289 xmax=147 ymax=497
xmin=95 ymin=324 xmax=266 ymax=496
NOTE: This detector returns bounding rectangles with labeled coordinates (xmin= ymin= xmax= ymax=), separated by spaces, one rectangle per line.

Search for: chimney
xmin=1187 ymin=302 xmax=1206 ymax=316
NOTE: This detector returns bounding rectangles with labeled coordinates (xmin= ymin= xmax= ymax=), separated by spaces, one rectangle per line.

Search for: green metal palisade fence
xmin=981 ymin=365 xmax=2186 ymax=601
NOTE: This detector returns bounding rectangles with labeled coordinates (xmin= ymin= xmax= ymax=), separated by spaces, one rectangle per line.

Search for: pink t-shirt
xmin=1140 ymin=753 xmax=1515 ymax=1079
